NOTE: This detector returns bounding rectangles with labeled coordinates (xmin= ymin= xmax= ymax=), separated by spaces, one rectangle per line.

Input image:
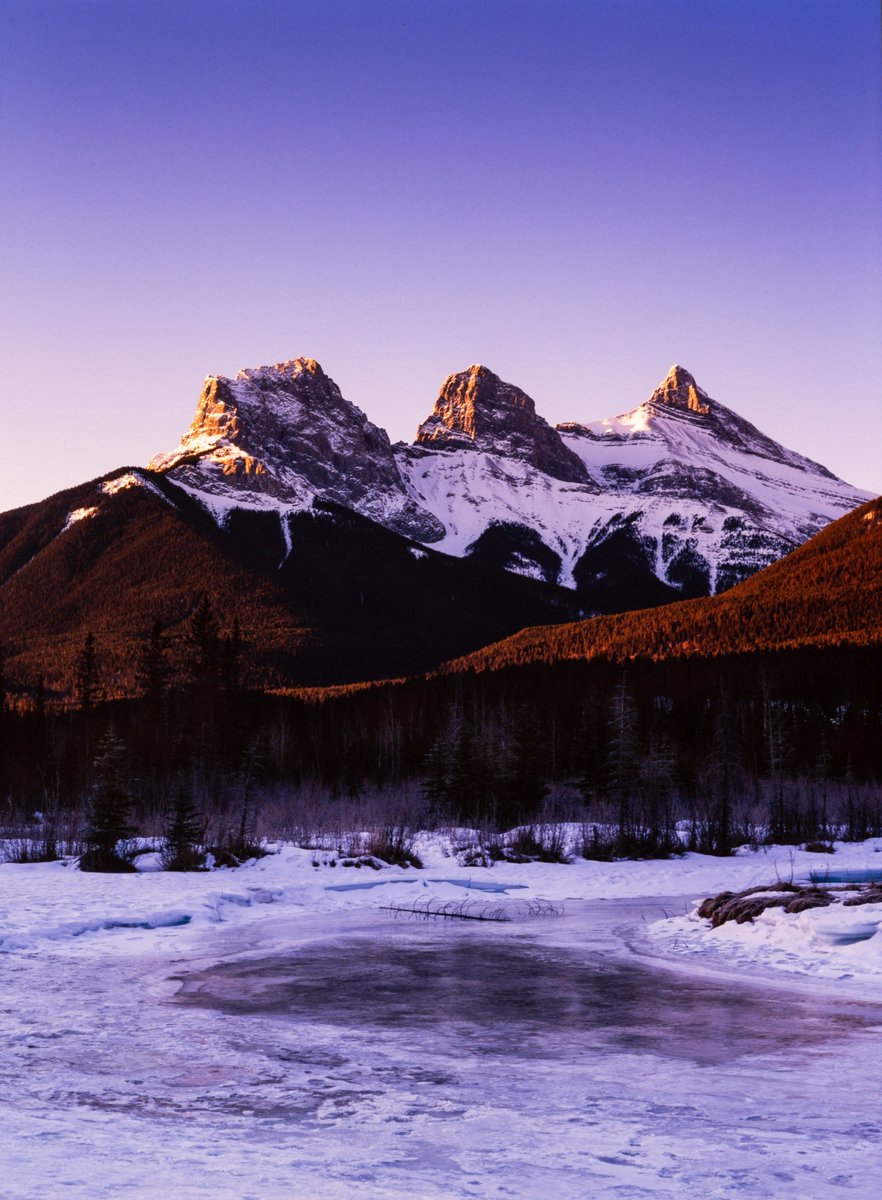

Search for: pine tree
xmin=700 ymin=692 xmax=743 ymax=855
xmin=220 ymin=617 xmax=242 ymax=695
xmin=81 ymin=729 xmax=136 ymax=872
xmin=605 ymin=672 xmax=640 ymax=849
xmin=420 ymin=730 xmax=450 ymax=817
xmin=499 ymin=704 xmax=549 ymax=830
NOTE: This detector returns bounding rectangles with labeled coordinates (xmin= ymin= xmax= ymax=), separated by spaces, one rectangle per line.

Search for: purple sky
xmin=2 ymin=0 xmax=881 ymax=509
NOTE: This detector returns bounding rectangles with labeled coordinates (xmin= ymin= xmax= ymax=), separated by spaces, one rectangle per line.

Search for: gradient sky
xmin=2 ymin=0 xmax=880 ymax=510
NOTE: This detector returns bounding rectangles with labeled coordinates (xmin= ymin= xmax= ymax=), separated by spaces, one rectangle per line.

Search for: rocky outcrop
xmin=647 ymin=365 xmax=712 ymax=416
xmin=149 ymin=355 xmax=870 ymax=608
xmin=414 ymin=364 xmax=592 ymax=485
xmin=151 ymin=358 xmax=444 ymax=541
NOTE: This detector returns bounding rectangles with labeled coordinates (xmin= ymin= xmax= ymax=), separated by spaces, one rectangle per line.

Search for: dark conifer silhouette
xmin=138 ymin=620 xmax=169 ymax=707
xmin=186 ymin=595 xmax=221 ymax=690
xmin=161 ymin=775 xmax=204 ymax=871
xmin=75 ymin=632 xmax=100 ymax=713
xmin=80 ymin=729 xmax=136 ymax=872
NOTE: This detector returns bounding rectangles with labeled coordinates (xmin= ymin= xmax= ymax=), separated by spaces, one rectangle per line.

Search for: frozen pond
xmin=3 ymin=897 xmax=882 ymax=1198
xmin=177 ymin=911 xmax=871 ymax=1067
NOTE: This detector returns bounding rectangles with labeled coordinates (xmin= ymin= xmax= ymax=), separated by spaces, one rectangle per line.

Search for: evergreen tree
xmin=75 ymin=632 xmax=100 ymax=713
xmin=605 ymin=672 xmax=640 ymax=848
xmin=161 ymin=775 xmax=204 ymax=871
xmin=230 ymin=734 xmax=265 ymax=859
xmin=138 ymin=619 xmax=169 ymax=706
xmin=187 ymin=595 xmax=220 ymax=690
xmin=184 ymin=595 xmax=223 ymax=769
xmin=220 ymin=617 xmax=243 ymax=695
xmin=499 ymin=704 xmax=549 ymax=829
xmin=420 ymin=730 xmax=450 ymax=818
xmin=81 ymin=729 xmax=136 ymax=872
xmin=700 ymin=693 xmax=744 ymax=854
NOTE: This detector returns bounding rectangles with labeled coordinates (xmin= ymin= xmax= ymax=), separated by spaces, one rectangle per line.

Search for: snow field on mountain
xmin=149 ymin=358 xmax=872 ymax=597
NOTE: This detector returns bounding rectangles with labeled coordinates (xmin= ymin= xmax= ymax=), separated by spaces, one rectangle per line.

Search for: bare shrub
xmin=0 ymin=809 xmax=86 ymax=864
xmin=347 ymin=825 xmax=422 ymax=868
xmin=697 ymin=882 xmax=835 ymax=926
xmin=504 ymin=824 xmax=572 ymax=864
xmin=843 ymin=889 xmax=882 ymax=907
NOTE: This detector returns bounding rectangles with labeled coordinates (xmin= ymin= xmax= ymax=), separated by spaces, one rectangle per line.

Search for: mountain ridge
xmin=0 ymin=464 xmax=582 ymax=698
xmin=437 ymin=495 xmax=882 ymax=676
xmin=149 ymin=356 xmax=870 ymax=607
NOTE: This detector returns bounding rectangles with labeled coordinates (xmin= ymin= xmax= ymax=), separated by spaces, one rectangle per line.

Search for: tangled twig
xmin=379 ymin=897 xmax=562 ymax=922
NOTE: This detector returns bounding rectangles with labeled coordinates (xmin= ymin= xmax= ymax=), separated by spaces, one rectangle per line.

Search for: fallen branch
xmin=380 ymin=897 xmax=562 ymax=922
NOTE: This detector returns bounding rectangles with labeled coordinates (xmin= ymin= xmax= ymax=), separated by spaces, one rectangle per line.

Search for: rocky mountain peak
xmin=414 ymin=364 xmax=591 ymax=485
xmin=238 ymin=356 xmax=327 ymax=387
xmin=648 ymin=365 xmax=712 ymax=416
xmin=149 ymin=356 xmax=444 ymax=542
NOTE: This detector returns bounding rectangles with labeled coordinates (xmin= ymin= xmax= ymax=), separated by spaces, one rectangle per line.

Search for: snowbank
xmin=3 ymin=833 xmax=882 ymax=987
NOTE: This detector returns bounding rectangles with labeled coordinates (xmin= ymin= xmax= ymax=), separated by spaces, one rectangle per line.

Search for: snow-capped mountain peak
xmin=414 ymin=363 xmax=590 ymax=485
xmin=149 ymin=356 xmax=871 ymax=611
xmin=649 ymin=364 xmax=712 ymax=415
xmin=149 ymin=358 xmax=443 ymax=541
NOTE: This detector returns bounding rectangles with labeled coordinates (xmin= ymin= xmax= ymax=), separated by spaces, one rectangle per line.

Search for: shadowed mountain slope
xmin=438 ymin=496 xmax=882 ymax=674
xmin=0 ymin=469 xmax=581 ymax=699
xmin=150 ymin=357 xmax=869 ymax=607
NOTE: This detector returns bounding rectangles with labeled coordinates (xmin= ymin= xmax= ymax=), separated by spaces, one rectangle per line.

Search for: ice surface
xmin=2 ymin=839 xmax=882 ymax=1197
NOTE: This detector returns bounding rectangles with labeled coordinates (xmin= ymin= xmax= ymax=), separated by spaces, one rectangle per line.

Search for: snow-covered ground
xmin=2 ymin=836 xmax=881 ymax=1198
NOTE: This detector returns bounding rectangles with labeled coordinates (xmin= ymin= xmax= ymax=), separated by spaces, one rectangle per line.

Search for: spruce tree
xmin=138 ymin=619 xmax=169 ymax=706
xmin=187 ymin=595 xmax=220 ymax=690
xmin=605 ymin=672 xmax=639 ymax=850
xmin=161 ymin=775 xmax=204 ymax=871
xmin=81 ymin=729 xmax=136 ymax=872
xmin=499 ymin=704 xmax=549 ymax=830
xmin=75 ymin=632 xmax=99 ymax=712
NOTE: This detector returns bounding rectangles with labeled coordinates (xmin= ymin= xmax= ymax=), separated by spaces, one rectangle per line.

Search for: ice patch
xmin=0 ymin=911 xmax=192 ymax=953
xmin=323 ymin=877 xmax=529 ymax=894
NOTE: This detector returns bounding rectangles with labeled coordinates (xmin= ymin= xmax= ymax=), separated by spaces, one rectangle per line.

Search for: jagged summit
xmin=236 ymin=356 xmax=328 ymax=388
xmin=558 ymin=365 xmax=833 ymax=476
xmin=149 ymin=357 xmax=443 ymax=541
xmin=413 ymin=364 xmax=590 ymax=484
xmin=147 ymin=352 xmax=869 ymax=604
xmin=648 ymin=365 xmax=712 ymax=416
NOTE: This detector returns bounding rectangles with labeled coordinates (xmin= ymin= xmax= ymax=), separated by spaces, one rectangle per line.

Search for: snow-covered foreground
xmin=2 ymin=837 xmax=882 ymax=1198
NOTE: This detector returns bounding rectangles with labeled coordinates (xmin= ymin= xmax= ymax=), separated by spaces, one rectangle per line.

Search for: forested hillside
xmin=441 ymin=497 xmax=882 ymax=674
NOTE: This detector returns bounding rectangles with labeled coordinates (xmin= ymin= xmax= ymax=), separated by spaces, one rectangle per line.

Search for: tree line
xmin=1 ymin=599 xmax=881 ymax=865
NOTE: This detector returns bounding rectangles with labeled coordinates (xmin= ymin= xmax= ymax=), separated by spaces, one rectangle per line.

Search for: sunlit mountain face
xmin=152 ymin=356 xmax=869 ymax=605
xmin=438 ymin=495 xmax=882 ymax=676
xmin=0 ymin=356 xmax=870 ymax=699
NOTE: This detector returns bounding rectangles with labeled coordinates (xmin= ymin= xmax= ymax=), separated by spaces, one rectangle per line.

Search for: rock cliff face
xmin=150 ymin=358 xmax=443 ymax=541
xmin=646 ymin=364 xmax=712 ymax=416
xmin=414 ymin=365 xmax=591 ymax=485
xmin=149 ymin=356 xmax=871 ymax=612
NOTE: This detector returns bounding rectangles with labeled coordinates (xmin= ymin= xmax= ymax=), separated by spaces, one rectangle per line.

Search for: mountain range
xmin=151 ymin=358 xmax=868 ymax=607
xmin=441 ymin=495 xmax=882 ymax=676
xmin=0 ymin=356 xmax=871 ymax=697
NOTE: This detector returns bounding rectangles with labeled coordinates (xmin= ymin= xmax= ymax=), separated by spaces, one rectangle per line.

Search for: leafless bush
xmin=697 ymin=883 xmax=836 ymax=926
xmin=0 ymin=810 xmax=86 ymax=863
xmin=346 ymin=825 xmax=422 ymax=868
xmin=504 ymin=823 xmax=572 ymax=864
